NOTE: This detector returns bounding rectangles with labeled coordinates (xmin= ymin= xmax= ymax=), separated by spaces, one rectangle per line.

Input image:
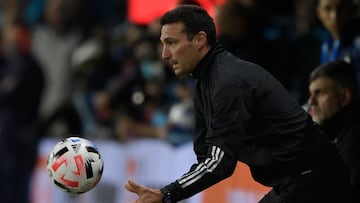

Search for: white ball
xmin=47 ymin=137 xmax=104 ymax=194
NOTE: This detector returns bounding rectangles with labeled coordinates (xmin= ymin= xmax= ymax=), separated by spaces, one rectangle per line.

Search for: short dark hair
xmin=309 ymin=60 xmax=358 ymax=95
xmin=315 ymin=0 xmax=357 ymax=12
xmin=315 ymin=0 xmax=355 ymax=6
xmin=159 ymin=5 xmax=217 ymax=47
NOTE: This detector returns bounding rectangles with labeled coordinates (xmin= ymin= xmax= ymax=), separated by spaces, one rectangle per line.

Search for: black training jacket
xmin=161 ymin=43 xmax=337 ymax=202
xmin=320 ymin=102 xmax=360 ymax=201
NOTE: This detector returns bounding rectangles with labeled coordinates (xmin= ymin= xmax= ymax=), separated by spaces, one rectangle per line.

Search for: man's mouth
xmin=170 ymin=61 xmax=178 ymax=69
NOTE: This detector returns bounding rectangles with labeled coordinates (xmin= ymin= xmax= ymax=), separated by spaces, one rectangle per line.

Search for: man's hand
xmin=125 ymin=180 xmax=163 ymax=203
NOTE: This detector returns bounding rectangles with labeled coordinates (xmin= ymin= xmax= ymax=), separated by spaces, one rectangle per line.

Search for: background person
xmin=308 ymin=60 xmax=360 ymax=202
xmin=31 ymin=0 xmax=85 ymax=138
xmin=125 ymin=5 xmax=352 ymax=203
xmin=0 ymin=2 xmax=45 ymax=202
xmin=315 ymin=0 xmax=360 ymax=89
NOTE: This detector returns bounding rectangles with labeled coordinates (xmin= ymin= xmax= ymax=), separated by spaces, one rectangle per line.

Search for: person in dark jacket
xmin=125 ymin=5 xmax=352 ymax=203
xmin=308 ymin=60 xmax=360 ymax=202
xmin=0 ymin=16 xmax=45 ymax=203
xmin=316 ymin=0 xmax=360 ymax=91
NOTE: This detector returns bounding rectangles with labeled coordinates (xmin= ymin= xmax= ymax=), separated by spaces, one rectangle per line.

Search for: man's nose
xmin=162 ymin=47 xmax=171 ymax=59
xmin=308 ymin=95 xmax=317 ymax=106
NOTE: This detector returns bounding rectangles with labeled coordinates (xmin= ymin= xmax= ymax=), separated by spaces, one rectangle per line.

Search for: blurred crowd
xmin=0 ymin=0 xmax=197 ymax=147
xmin=0 ymin=0 xmax=360 ymax=202
xmin=0 ymin=0 xmax=356 ymax=145
xmin=0 ymin=0 xmax=358 ymax=143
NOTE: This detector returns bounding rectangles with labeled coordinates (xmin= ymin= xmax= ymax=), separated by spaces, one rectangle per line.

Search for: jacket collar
xmin=321 ymin=101 xmax=360 ymax=140
xmin=191 ymin=42 xmax=224 ymax=79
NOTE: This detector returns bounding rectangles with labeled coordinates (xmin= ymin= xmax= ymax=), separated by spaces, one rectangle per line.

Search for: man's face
xmin=160 ymin=22 xmax=201 ymax=76
xmin=308 ymin=77 xmax=343 ymax=125
xmin=317 ymin=0 xmax=353 ymax=39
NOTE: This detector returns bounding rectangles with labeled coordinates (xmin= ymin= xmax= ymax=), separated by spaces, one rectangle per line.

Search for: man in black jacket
xmin=308 ymin=60 xmax=360 ymax=202
xmin=125 ymin=5 xmax=352 ymax=203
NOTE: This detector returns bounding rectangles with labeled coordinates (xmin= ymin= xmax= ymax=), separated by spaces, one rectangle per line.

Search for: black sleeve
xmin=160 ymin=145 xmax=237 ymax=202
xmin=160 ymin=83 xmax=245 ymax=202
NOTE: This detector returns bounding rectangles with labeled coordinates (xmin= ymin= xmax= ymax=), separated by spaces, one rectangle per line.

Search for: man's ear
xmin=194 ymin=31 xmax=207 ymax=49
xmin=339 ymin=88 xmax=353 ymax=107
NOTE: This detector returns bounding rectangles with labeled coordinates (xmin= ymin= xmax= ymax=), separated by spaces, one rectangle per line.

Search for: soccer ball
xmin=47 ymin=137 xmax=104 ymax=194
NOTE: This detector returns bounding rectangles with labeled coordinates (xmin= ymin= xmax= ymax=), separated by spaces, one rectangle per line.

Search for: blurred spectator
xmin=107 ymin=23 xmax=168 ymax=142
xmin=216 ymin=0 xmax=298 ymax=93
xmin=70 ymin=25 xmax=118 ymax=139
xmin=308 ymin=60 xmax=360 ymax=202
xmin=290 ymin=0 xmax=322 ymax=103
xmin=215 ymin=0 xmax=269 ymax=67
xmin=166 ymin=79 xmax=194 ymax=146
xmin=113 ymin=79 xmax=168 ymax=142
xmin=114 ymin=111 xmax=166 ymax=143
xmin=31 ymin=0 xmax=84 ymax=138
xmin=255 ymin=0 xmax=297 ymax=90
xmin=316 ymin=0 xmax=360 ymax=90
xmin=113 ymin=80 xmax=168 ymax=143
xmin=107 ymin=22 xmax=146 ymax=115
xmin=0 ymin=1 xmax=44 ymax=202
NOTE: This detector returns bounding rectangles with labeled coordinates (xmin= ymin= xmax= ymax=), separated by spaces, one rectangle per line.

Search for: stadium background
xmin=27 ymin=0 xmax=317 ymax=202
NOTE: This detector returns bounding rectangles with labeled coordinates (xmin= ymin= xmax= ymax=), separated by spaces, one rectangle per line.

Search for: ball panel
xmin=85 ymin=159 xmax=94 ymax=179
xmin=54 ymin=179 xmax=72 ymax=193
xmin=54 ymin=146 xmax=69 ymax=158
xmin=51 ymin=155 xmax=68 ymax=172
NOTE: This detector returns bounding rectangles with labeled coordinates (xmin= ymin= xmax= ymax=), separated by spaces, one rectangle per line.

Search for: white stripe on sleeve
xmin=178 ymin=145 xmax=224 ymax=188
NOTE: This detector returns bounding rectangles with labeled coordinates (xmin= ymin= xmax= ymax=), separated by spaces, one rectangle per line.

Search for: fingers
xmin=125 ymin=180 xmax=141 ymax=194
xmin=125 ymin=180 xmax=141 ymax=203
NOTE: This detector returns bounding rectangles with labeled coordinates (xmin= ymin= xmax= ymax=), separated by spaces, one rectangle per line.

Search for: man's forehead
xmin=160 ymin=22 xmax=185 ymax=38
xmin=310 ymin=77 xmax=335 ymax=89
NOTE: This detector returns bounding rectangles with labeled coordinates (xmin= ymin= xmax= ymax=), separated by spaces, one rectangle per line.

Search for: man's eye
xmin=168 ymin=41 xmax=176 ymax=46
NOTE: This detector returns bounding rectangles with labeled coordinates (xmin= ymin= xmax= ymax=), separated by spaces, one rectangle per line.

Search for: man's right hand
xmin=125 ymin=180 xmax=163 ymax=203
